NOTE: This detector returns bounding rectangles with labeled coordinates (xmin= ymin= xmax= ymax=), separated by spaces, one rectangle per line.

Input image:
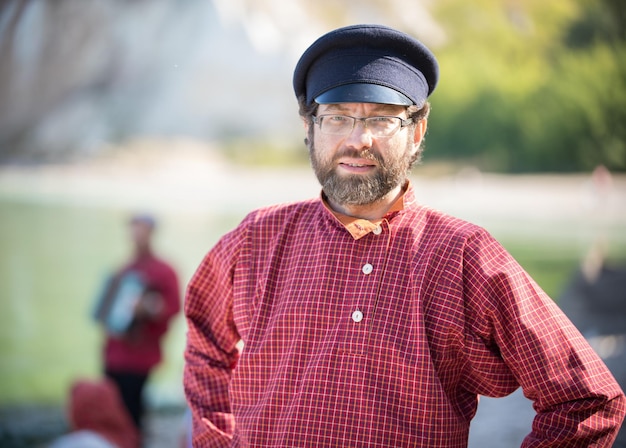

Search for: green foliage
xmin=428 ymin=0 xmax=626 ymax=172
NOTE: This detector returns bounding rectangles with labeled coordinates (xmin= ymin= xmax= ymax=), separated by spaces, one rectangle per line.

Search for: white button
xmin=352 ymin=309 xmax=363 ymax=323
xmin=373 ymin=225 xmax=382 ymax=235
xmin=362 ymin=263 xmax=373 ymax=275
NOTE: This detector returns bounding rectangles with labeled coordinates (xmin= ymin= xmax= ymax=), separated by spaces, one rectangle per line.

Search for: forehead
xmin=130 ymin=220 xmax=154 ymax=232
xmin=317 ymin=102 xmax=407 ymax=116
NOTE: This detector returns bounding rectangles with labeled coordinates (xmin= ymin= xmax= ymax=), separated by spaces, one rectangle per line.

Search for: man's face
xmin=130 ymin=221 xmax=153 ymax=251
xmin=308 ymin=102 xmax=420 ymax=207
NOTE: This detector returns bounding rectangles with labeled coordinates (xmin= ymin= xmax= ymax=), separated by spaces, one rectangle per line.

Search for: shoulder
xmin=136 ymin=256 xmax=179 ymax=287
xmin=404 ymin=204 xmax=488 ymax=244
xmin=424 ymin=207 xmax=482 ymax=234
xmin=245 ymin=198 xmax=322 ymax=225
xmin=230 ymin=198 xmax=323 ymax=238
xmin=401 ymin=183 xmax=485 ymax=242
xmin=418 ymin=208 xmax=517 ymax=275
xmin=149 ymin=256 xmax=177 ymax=275
xmin=209 ymin=198 xmax=322 ymax=256
xmin=399 ymin=205 xmax=512 ymax=273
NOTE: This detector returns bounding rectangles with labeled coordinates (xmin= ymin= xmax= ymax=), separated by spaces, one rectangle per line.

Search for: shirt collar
xmin=321 ymin=181 xmax=413 ymax=240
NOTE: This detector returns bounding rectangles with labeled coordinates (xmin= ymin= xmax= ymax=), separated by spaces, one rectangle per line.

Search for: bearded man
xmin=183 ymin=24 xmax=625 ymax=447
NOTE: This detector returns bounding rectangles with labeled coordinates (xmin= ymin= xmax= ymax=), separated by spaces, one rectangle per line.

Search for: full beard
xmin=310 ymin=147 xmax=412 ymax=206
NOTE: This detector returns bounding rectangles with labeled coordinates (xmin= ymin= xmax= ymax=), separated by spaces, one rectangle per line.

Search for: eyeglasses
xmin=312 ymin=114 xmax=413 ymax=137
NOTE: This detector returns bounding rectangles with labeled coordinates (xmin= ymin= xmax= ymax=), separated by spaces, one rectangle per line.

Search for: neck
xmin=135 ymin=246 xmax=152 ymax=258
xmin=326 ymin=183 xmax=403 ymax=221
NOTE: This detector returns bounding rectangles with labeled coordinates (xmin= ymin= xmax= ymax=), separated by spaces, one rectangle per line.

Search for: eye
xmin=370 ymin=117 xmax=396 ymax=124
xmin=328 ymin=115 xmax=349 ymax=123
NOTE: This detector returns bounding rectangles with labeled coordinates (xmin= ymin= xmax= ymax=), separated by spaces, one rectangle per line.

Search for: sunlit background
xmin=1 ymin=0 xmax=625 ymax=447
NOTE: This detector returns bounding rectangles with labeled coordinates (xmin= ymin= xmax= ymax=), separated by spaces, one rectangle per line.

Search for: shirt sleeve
xmin=460 ymin=229 xmax=626 ymax=447
xmin=183 ymin=221 xmax=246 ymax=447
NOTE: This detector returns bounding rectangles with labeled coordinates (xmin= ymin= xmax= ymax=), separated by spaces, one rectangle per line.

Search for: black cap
xmin=293 ymin=24 xmax=439 ymax=107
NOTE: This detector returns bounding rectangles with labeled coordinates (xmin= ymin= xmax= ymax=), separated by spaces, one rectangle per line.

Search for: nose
xmin=345 ymin=120 xmax=373 ymax=149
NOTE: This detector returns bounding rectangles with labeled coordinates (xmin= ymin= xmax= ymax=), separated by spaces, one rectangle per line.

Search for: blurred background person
xmin=47 ymin=377 xmax=139 ymax=448
xmin=95 ymin=214 xmax=181 ymax=440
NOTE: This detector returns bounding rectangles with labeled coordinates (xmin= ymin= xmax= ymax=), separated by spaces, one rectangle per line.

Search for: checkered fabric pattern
xmin=184 ymin=184 xmax=625 ymax=447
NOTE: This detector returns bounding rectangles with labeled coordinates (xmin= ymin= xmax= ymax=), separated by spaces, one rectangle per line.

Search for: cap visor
xmin=314 ymin=84 xmax=413 ymax=105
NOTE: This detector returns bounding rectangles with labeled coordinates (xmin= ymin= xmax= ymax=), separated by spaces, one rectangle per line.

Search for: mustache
xmin=332 ymin=148 xmax=383 ymax=163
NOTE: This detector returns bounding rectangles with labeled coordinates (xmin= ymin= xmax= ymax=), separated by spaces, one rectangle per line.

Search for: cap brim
xmin=314 ymin=84 xmax=413 ymax=106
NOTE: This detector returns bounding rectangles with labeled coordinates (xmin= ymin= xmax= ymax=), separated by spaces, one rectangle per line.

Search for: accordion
xmin=93 ymin=271 xmax=145 ymax=335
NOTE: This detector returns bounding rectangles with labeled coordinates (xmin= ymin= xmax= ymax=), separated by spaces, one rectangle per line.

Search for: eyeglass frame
xmin=311 ymin=114 xmax=414 ymax=137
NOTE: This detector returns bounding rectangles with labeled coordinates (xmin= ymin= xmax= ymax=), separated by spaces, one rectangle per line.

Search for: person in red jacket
xmin=100 ymin=213 xmax=181 ymax=438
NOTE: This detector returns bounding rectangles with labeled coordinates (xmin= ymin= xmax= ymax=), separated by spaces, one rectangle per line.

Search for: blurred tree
xmin=428 ymin=0 xmax=625 ymax=172
xmin=565 ymin=0 xmax=625 ymax=47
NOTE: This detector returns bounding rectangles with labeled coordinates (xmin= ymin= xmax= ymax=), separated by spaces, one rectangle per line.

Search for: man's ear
xmin=414 ymin=118 xmax=427 ymax=146
xmin=407 ymin=118 xmax=427 ymax=158
xmin=303 ymin=118 xmax=312 ymax=147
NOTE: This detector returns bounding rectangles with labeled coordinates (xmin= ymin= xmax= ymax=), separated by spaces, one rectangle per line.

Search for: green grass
xmin=0 ymin=199 xmax=244 ymax=406
xmin=0 ymin=198 xmax=623 ymax=406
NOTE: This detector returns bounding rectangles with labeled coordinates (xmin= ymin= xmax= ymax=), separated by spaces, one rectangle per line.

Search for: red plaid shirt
xmin=184 ymin=183 xmax=625 ymax=447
